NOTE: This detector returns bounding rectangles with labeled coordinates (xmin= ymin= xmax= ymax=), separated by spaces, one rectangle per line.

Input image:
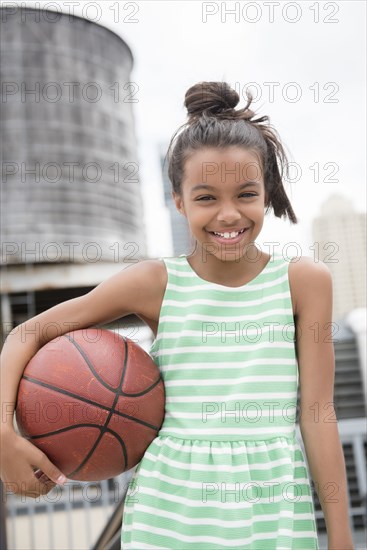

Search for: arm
xmin=291 ymin=257 xmax=354 ymax=550
xmin=0 ymin=259 xmax=163 ymax=497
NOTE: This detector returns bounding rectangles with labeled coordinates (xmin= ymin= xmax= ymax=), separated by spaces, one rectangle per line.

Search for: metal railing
xmin=3 ymin=419 xmax=366 ymax=550
xmin=4 ymin=470 xmax=134 ymax=550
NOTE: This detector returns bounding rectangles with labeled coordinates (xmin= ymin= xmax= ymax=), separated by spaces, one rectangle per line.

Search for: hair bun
xmin=184 ymin=81 xmax=240 ymax=121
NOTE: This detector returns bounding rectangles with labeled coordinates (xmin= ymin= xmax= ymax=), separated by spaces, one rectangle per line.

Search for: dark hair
xmin=165 ymin=81 xmax=298 ymax=224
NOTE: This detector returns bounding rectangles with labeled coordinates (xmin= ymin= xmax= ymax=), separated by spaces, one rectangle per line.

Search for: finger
xmin=33 ymin=469 xmax=52 ymax=483
xmin=34 ymin=469 xmax=46 ymax=480
xmin=35 ymin=454 xmax=67 ymax=486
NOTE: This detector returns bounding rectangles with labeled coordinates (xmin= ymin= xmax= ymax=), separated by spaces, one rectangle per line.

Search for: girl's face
xmin=173 ymin=146 xmax=268 ymax=261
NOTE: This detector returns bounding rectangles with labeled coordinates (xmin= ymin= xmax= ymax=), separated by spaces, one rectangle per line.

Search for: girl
xmin=1 ymin=81 xmax=354 ymax=549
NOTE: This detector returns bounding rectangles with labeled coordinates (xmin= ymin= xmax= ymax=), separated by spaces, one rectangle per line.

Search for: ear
xmin=172 ymin=192 xmax=186 ymax=217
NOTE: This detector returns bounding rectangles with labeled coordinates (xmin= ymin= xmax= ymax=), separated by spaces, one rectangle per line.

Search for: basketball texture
xmin=15 ymin=329 xmax=165 ymax=481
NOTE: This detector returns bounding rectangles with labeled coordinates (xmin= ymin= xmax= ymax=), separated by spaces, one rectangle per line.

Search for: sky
xmin=13 ymin=0 xmax=367 ymax=258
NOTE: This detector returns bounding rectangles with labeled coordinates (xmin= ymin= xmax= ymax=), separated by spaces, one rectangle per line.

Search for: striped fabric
xmin=121 ymin=253 xmax=319 ymax=549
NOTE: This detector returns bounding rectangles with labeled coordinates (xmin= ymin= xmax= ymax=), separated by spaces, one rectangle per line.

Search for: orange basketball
xmin=15 ymin=329 xmax=165 ymax=481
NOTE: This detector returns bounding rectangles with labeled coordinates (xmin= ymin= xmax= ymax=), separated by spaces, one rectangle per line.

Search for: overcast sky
xmin=19 ymin=0 xmax=366 ymax=258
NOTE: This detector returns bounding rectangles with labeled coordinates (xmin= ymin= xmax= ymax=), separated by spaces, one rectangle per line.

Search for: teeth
xmin=213 ymin=229 xmax=244 ymax=239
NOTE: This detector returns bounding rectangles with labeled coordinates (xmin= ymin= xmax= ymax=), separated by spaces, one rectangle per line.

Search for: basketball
xmin=15 ymin=329 xmax=165 ymax=481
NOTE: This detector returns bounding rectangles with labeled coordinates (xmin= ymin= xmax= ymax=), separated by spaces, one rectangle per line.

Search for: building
xmin=311 ymin=195 xmax=367 ymax=539
xmin=312 ymin=194 xmax=366 ymax=321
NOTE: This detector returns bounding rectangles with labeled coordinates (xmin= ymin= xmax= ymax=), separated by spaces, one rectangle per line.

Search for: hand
xmin=0 ymin=429 xmax=67 ymax=498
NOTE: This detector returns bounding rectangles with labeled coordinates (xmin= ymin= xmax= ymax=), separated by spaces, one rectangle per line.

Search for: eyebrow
xmin=190 ymin=182 xmax=261 ymax=194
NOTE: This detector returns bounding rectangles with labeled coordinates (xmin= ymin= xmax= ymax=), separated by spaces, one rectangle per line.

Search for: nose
xmin=216 ymin=202 xmax=242 ymax=224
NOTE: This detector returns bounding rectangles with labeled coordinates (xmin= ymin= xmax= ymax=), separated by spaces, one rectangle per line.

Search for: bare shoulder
xmin=138 ymin=258 xmax=167 ymax=290
xmin=126 ymin=258 xmax=167 ymax=323
xmin=76 ymin=257 xmax=168 ymax=329
xmin=126 ymin=257 xmax=166 ymax=282
xmin=288 ymin=255 xmax=333 ymax=317
xmin=123 ymin=257 xmax=167 ymax=309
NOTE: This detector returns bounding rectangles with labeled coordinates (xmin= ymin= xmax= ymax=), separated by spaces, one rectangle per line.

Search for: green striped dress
xmin=121 ymin=252 xmax=319 ymax=549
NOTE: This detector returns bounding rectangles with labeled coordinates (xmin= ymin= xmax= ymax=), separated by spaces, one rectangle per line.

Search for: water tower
xmin=1 ymin=6 xmax=147 ymax=265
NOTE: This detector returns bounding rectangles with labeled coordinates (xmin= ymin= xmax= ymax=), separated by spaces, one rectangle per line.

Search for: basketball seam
xmin=21 ymin=375 xmax=162 ymax=432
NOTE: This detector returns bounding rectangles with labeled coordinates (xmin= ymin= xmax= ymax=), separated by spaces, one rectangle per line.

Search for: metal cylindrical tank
xmin=1 ymin=7 xmax=147 ymax=264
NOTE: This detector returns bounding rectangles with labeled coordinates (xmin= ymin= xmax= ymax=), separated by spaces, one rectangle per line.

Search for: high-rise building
xmin=312 ymin=194 xmax=366 ymax=321
xmin=159 ymin=144 xmax=194 ymax=257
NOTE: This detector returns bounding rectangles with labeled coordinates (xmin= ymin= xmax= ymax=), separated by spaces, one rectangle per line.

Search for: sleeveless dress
xmin=121 ymin=252 xmax=319 ymax=549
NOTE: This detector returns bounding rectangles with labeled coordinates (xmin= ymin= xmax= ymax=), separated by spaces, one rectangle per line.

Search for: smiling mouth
xmin=207 ymin=227 xmax=249 ymax=239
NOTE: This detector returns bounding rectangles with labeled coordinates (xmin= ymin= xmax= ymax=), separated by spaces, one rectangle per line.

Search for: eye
xmin=196 ymin=193 xmax=257 ymax=201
